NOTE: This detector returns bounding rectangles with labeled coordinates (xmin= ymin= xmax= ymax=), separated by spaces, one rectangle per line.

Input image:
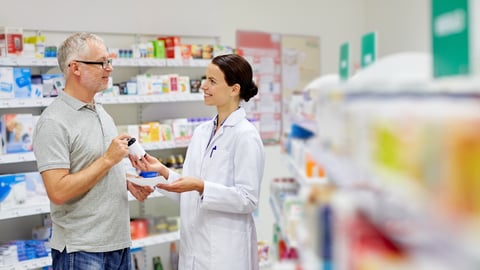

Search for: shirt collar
xmin=59 ymin=91 xmax=96 ymax=111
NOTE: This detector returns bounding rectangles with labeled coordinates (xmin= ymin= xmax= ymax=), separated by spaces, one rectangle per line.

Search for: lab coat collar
xmin=217 ymin=107 xmax=246 ymax=128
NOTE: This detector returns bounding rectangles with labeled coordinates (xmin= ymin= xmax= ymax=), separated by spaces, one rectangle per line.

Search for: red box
xmin=130 ymin=219 xmax=149 ymax=239
xmin=0 ymin=27 xmax=23 ymax=56
xmin=157 ymin=36 xmax=181 ymax=59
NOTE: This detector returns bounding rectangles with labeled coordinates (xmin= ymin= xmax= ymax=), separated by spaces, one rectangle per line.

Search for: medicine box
xmin=31 ymin=75 xmax=43 ymax=99
xmin=178 ymin=76 xmax=191 ymax=93
xmin=157 ymin=36 xmax=181 ymax=59
xmin=0 ymin=67 xmax=14 ymax=99
xmin=152 ymin=40 xmax=166 ymax=59
xmin=0 ymin=27 xmax=23 ymax=57
xmin=0 ymin=67 xmax=36 ymax=99
xmin=181 ymin=44 xmax=192 ymax=59
xmin=191 ymin=44 xmax=203 ymax=59
xmin=202 ymin=44 xmax=213 ymax=59
xmin=1 ymin=113 xmax=34 ymax=154
xmin=13 ymin=68 xmax=35 ymax=98
xmin=41 ymin=73 xmax=63 ymax=97
xmin=213 ymin=45 xmax=234 ymax=57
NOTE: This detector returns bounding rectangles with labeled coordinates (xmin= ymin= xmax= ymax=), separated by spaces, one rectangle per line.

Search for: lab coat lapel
xmin=203 ymin=107 xmax=246 ymax=159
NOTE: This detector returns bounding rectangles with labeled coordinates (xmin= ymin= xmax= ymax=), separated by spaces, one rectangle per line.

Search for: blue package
xmin=0 ymin=174 xmax=26 ymax=202
xmin=13 ymin=68 xmax=32 ymax=98
xmin=139 ymin=171 xmax=158 ymax=178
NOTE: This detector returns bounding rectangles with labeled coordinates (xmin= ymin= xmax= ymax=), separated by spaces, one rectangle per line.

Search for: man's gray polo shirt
xmin=33 ymin=91 xmax=131 ymax=253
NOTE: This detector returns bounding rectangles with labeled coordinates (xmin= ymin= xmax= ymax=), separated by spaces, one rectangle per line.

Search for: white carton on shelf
xmin=25 ymin=172 xmax=48 ymax=202
xmin=0 ymin=66 xmax=14 ymax=99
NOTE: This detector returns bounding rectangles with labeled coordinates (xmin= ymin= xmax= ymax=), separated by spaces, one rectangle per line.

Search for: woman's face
xmin=201 ymin=63 xmax=234 ymax=107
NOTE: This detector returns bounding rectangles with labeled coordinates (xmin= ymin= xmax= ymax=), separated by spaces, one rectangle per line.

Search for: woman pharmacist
xmin=129 ymin=53 xmax=265 ymax=270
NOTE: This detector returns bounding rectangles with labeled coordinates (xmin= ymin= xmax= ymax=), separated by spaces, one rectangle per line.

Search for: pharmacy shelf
xmin=0 ymin=256 xmax=52 ymax=270
xmin=309 ymin=148 xmax=480 ymax=269
xmin=0 ymin=56 xmax=210 ymax=68
xmin=259 ymin=260 xmax=273 ymax=269
xmin=268 ymin=195 xmax=297 ymax=249
xmin=0 ymin=153 xmax=36 ymax=164
xmin=0 ymin=192 xmax=163 ymax=220
xmin=0 ymin=57 xmax=58 ymax=67
xmin=284 ymin=154 xmax=328 ymax=186
xmin=0 ymin=232 xmax=180 ymax=270
xmin=131 ymin=231 xmax=180 ymax=248
xmin=0 ymin=98 xmax=52 ymax=108
xmin=270 ymin=190 xmax=324 ymax=270
xmin=269 ymin=196 xmax=282 ymax=227
xmin=0 ymin=140 xmax=190 ymax=166
xmin=0 ymin=202 xmax=50 ymax=220
xmin=290 ymin=116 xmax=317 ymax=135
xmin=0 ymin=93 xmax=204 ymax=109
xmin=96 ymin=92 xmax=204 ymax=105
xmin=142 ymin=140 xmax=189 ymax=151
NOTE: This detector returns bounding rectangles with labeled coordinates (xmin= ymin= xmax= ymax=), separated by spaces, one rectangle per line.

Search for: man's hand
xmin=127 ymin=180 xmax=154 ymax=202
xmin=104 ymin=134 xmax=131 ymax=166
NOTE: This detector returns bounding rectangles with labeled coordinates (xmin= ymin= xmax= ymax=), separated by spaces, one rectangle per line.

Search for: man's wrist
xmin=101 ymin=154 xmax=115 ymax=168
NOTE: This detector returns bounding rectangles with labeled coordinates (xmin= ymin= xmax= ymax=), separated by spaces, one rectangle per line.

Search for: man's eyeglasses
xmin=70 ymin=59 xmax=113 ymax=69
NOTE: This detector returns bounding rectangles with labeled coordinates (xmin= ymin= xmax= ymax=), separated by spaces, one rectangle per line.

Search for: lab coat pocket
xmin=211 ymin=225 xmax=248 ymax=270
xmin=205 ymin=149 xmax=232 ymax=186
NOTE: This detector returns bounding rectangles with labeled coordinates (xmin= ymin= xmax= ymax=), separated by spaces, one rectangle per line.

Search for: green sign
xmin=339 ymin=42 xmax=350 ymax=81
xmin=431 ymin=0 xmax=469 ymax=77
xmin=361 ymin=32 xmax=377 ymax=68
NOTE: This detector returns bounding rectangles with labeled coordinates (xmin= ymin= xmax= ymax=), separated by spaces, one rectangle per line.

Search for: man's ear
xmin=70 ymin=62 xmax=80 ymax=75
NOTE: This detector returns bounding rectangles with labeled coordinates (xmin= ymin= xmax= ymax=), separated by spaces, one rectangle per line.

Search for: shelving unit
xmin=0 ymin=256 xmax=52 ymax=270
xmin=0 ymin=192 xmax=166 ymax=221
xmin=0 ymin=232 xmax=180 ymax=270
xmin=0 ymin=56 xmax=212 ymax=69
xmin=0 ymin=31 xmax=217 ymax=269
xmin=275 ymin=53 xmax=480 ymax=270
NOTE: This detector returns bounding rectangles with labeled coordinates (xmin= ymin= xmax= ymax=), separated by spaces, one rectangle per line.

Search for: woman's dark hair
xmin=212 ymin=54 xmax=258 ymax=102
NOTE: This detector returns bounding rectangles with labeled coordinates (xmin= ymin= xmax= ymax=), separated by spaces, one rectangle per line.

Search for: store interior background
xmin=0 ymin=0 xmax=432 ymax=268
xmin=0 ymin=0 xmax=429 ymax=76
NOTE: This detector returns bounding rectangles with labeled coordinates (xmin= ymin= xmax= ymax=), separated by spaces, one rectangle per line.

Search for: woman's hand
xmin=128 ymin=153 xmax=163 ymax=173
xmin=156 ymin=176 xmax=204 ymax=194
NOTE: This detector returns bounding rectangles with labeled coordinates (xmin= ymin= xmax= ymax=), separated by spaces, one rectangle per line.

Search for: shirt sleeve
xmin=33 ymin=117 xmax=71 ymax=172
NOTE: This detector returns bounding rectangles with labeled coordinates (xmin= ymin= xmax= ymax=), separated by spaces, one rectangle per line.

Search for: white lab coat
xmin=164 ymin=107 xmax=265 ymax=270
